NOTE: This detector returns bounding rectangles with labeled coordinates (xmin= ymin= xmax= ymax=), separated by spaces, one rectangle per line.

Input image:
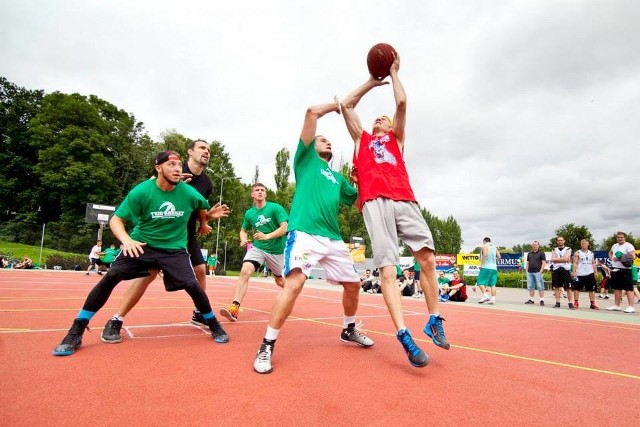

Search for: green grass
xmin=0 ymin=240 xmax=82 ymax=265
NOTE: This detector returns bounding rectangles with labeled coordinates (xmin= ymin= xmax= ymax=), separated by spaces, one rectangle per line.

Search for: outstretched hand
xmin=208 ymin=202 xmax=230 ymax=219
xmin=121 ymin=240 xmax=147 ymax=258
xmin=332 ymin=96 xmax=341 ymax=115
xmin=390 ymin=51 xmax=400 ymax=75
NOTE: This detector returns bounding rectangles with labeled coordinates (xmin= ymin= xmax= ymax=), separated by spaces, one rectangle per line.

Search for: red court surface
xmin=1 ymin=270 xmax=639 ymax=426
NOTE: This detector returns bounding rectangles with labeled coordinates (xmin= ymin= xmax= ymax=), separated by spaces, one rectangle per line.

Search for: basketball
xmin=367 ymin=43 xmax=397 ymax=80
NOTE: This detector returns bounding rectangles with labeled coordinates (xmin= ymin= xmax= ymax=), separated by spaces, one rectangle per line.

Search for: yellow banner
xmin=347 ymin=243 xmax=366 ymax=263
xmin=457 ymin=253 xmax=480 ymax=266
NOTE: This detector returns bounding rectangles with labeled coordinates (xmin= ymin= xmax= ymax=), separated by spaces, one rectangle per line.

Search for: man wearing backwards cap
xmin=340 ymin=51 xmax=449 ymax=368
xmin=52 ymin=150 xmax=231 ymax=356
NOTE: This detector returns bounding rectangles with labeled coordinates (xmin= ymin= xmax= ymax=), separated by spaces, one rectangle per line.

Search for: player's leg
xmin=220 ymin=247 xmax=263 ymax=322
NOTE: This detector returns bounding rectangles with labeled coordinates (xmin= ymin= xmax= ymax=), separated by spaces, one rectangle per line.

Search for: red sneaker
xmin=590 ymin=303 xmax=600 ymax=310
xmin=573 ymin=300 xmax=579 ymax=310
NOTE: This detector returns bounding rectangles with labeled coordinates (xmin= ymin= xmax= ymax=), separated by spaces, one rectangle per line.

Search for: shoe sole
xmin=213 ymin=336 xmax=229 ymax=343
xmin=52 ymin=349 xmax=75 ymax=356
xmin=191 ymin=320 xmax=210 ymax=330
xmin=219 ymin=308 xmax=238 ymax=322
xmin=254 ymin=366 xmax=273 ymax=374
xmin=423 ymin=326 xmax=451 ymax=350
xmin=101 ymin=336 xmax=123 ymax=344
xmin=340 ymin=337 xmax=374 ymax=347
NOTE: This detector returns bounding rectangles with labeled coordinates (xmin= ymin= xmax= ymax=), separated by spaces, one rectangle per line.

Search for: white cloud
xmin=1 ymin=0 xmax=639 ymax=252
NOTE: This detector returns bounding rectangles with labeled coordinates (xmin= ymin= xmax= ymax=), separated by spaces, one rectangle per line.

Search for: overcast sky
xmin=2 ymin=0 xmax=639 ymax=252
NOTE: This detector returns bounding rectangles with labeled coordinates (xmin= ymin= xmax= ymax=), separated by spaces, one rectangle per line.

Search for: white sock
xmin=265 ymin=326 xmax=280 ymax=341
xmin=343 ymin=316 xmax=356 ymax=328
xmin=112 ymin=315 xmax=124 ymax=321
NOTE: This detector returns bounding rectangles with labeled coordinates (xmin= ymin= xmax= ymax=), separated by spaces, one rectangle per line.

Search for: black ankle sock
xmin=232 ymin=301 xmax=240 ymax=307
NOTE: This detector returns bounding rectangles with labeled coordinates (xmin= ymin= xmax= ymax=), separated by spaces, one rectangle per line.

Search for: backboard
xmin=85 ymin=203 xmax=116 ymax=225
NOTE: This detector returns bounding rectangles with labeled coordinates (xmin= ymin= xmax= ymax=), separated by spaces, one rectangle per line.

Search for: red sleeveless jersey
xmin=353 ymin=130 xmax=416 ymax=206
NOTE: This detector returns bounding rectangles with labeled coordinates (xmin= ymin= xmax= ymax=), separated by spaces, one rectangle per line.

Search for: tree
xmin=253 ymin=164 xmax=260 ymax=185
xmin=0 ymin=77 xmax=44 ymax=219
xmin=421 ymin=209 xmax=463 ymax=254
xmin=549 ymin=224 xmax=594 ymax=251
xmin=274 ymin=148 xmax=290 ymax=192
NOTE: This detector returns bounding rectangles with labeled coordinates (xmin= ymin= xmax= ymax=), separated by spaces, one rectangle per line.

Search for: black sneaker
xmin=191 ymin=310 xmax=209 ymax=329
xmin=254 ymin=340 xmax=275 ymax=374
xmin=540 ymin=300 xmax=545 ymax=306
xmin=206 ymin=317 xmax=229 ymax=343
xmin=554 ymin=302 xmax=560 ymax=308
xmin=525 ymin=299 xmax=534 ymax=304
xmin=397 ymin=329 xmax=429 ymax=367
xmin=52 ymin=318 xmax=89 ymax=356
xmin=101 ymin=318 xmax=123 ymax=343
xmin=340 ymin=323 xmax=374 ymax=347
xmin=568 ymin=303 xmax=574 ymax=309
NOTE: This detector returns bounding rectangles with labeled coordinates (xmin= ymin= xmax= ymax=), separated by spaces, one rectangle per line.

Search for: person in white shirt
xmin=605 ymin=231 xmax=636 ymax=313
xmin=570 ymin=239 xmax=599 ymax=310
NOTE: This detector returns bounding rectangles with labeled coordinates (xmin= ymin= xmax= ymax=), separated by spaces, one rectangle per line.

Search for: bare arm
xmin=388 ymin=53 xmax=407 ymax=145
xmin=239 ymin=228 xmax=249 ymax=248
xmin=300 ymin=98 xmax=341 ymax=146
xmin=341 ymin=77 xmax=387 ymax=144
xmin=254 ymin=221 xmax=288 ymax=241
xmin=109 ymin=215 xmax=146 ymax=257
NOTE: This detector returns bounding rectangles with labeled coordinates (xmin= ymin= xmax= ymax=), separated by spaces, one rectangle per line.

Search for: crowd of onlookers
xmin=1 ymin=254 xmax=33 ymax=269
xmin=360 ymin=266 xmax=468 ymax=302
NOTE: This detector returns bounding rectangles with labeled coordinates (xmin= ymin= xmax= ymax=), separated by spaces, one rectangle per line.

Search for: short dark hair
xmin=252 ymin=183 xmax=266 ymax=190
xmin=188 ymin=139 xmax=208 ymax=150
xmin=483 ymin=237 xmax=491 ymax=243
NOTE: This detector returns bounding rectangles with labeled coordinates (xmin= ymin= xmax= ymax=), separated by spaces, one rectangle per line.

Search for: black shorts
xmin=609 ymin=268 xmax=633 ymax=291
xmin=575 ymin=273 xmax=596 ymax=292
xmin=414 ymin=270 xmax=421 ymax=281
xmin=89 ymin=258 xmax=104 ymax=267
xmin=110 ymin=246 xmax=198 ymax=292
xmin=187 ymin=237 xmax=205 ymax=267
xmin=552 ymin=267 xmax=571 ymax=288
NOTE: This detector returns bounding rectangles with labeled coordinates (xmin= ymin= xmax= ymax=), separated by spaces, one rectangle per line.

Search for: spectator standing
xmin=525 ymin=241 xmax=546 ymax=306
xmin=571 ymin=239 xmax=599 ymax=310
xmin=605 ymin=232 xmax=636 ymax=313
xmin=550 ymin=236 xmax=572 ymax=308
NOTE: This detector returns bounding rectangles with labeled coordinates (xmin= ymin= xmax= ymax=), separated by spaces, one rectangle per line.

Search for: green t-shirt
xmin=241 ymin=201 xmax=288 ymax=254
xmin=101 ymin=247 xmax=118 ymax=263
xmin=632 ymin=265 xmax=638 ymax=282
xmin=287 ymin=139 xmax=357 ymax=240
xmin=207 ymin=255 xmax=217 ymax=266
xmin=115 ymin=179 xmax=210 ymax=250
xmin=413 ymin=259 xmax=421 ymax=272
xmin=437 ymin=277 xmax=450 ymax=286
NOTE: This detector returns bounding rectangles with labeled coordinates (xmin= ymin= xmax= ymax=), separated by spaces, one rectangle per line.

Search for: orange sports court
xmin=1 ymin=269 xmax=639 ymax=426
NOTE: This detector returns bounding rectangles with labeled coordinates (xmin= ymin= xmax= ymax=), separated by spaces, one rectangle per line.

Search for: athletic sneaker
xmin=540 ymin=301 xmax=545 ymax=306
xmin=568 ymin=303 xmax=574 ymax=309
xmin=553 ymin=302 xmax=560 ymax=308
xmin=340 ymin=323 xmax=374 ymax=347
xmin=396 ymin=329 xmax=429 ymax=367
xmin=52 ymin=318 xmax=89 ymax=356
xmin=101 ymin=318 xmax=123 ymax=343
xmin=590 ymin=303 xmax=600 ymax=310
xmin=525 ymin=299 xmax=534 ymax=304
xmin=478 ymin=296 xmax=489 ymax=304
xmin=598 ymin=295 xmax=604 ymax=299
xmin=254 ymin=340 xmax=275 ymax=374
xmin=574 ymin=301 xmax=579 ymax=309
xmin=487 ymin=298 xmax=495 ymax=305
xmin=220 ymin=304 xmax=239 ymax=322
xmin=424 ymin=315 xmax=450 ymax=350
xmin=604 ymin=295 xmax=610 ymax=299
xmin=623 ymin=306 xmax=636 ymax=313
xmin=606 ymin=305 xmax=622 ymax=311
xmin=206 ymin=317 xmax=229 ymax=343
xmin=191 ymin=310 xmax=209 ymax=329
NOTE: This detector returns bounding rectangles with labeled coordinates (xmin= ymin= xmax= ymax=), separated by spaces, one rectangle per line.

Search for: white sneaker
xmin=606 ymin=305 xmax=622 ymax=311
xmin=488 ymin=299 xmax=495 ymax=305
xmin=254 ymin=341 xmax=274 ymax=374
xmin=623 ymin=306 xmax=635 ymax=313
xmin=478 ymin=296 xmax=489 ymax=304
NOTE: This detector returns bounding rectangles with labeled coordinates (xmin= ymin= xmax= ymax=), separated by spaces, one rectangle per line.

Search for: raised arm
xmin=300 ymin=97 xmax=341 ymax=146
xmin=388 ymin=53 xmax=407 ymax=144
xmin=341 ymin=76 xmax=389 ymax=143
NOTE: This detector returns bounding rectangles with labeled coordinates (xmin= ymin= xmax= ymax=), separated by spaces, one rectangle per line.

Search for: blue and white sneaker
xmin=396 ymin=329 xmax=429 ymax=367
xmin=424 ymin=315 xmax=450 ymax=350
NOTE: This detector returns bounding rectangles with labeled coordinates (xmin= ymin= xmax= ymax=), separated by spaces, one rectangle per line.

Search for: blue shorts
xmin=527 ymin=272 xmax=544 ymax=291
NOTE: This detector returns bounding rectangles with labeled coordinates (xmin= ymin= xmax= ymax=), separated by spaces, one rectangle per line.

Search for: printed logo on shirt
xmin=254 ymin=214 xmax=272 ymax=228
xmin=320 ymin=167 xmax=338 ymax=184
xmin=369 ymin=134 xmax=397 ymax=165
xmin=151 ymin=202 xmax=185 ymax=219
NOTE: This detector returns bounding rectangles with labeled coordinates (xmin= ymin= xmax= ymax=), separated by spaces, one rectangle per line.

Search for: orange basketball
xmin=367 ymin=43 xmax=397 ymax=80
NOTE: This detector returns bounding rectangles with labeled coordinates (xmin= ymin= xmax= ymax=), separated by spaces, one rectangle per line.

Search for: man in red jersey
xmin=341 ymin=52 xmax=449 ymax=368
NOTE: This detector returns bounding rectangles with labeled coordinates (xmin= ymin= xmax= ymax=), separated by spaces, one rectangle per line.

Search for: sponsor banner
xmin=457 ymin=253 xmax=480 ymax=266
xmin=463 ymin=264 xmax=480 ymax=276
xmin=497 ymin=253 xmax=522 ymax=271
xmin=346 ymin=242 xmax=366 ymax=263
xmin=435 ymin=254 xmax=456 ymax=267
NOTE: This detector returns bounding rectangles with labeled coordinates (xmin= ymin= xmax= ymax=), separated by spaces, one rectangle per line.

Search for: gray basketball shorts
xmin=243 ymin=246 xmax=284 ymax=277
xmin=362 ymin=198 xmax=435 ymax=268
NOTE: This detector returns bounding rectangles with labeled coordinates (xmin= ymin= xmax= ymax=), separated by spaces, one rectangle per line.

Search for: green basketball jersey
xmin=115 ymin=179 xmax=210 ymax=250
xmin=287 ymin=139 xmax=357 ymax=240
xmin=241 ymin=201 xmax=289 ymax=254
